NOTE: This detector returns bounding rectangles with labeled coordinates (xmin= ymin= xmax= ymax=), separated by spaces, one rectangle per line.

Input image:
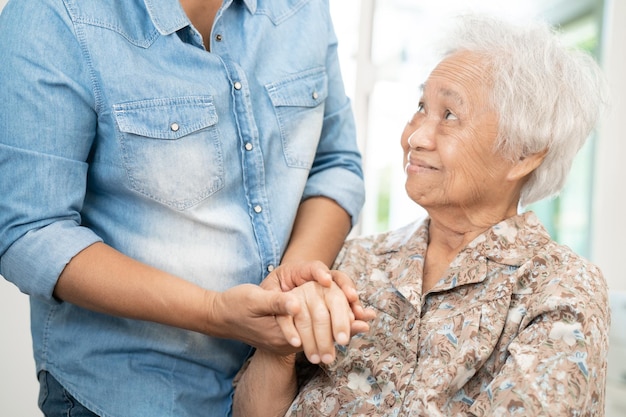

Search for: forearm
xmin=282 ymin=196 xmax=352 ymax=267
xmin=233 ymin=351 xmax=298 ymax=417
xmin=54 ymin=242 xmax=307 ymax=352
xmin=54 ymin=242 xmax=214 ymax=334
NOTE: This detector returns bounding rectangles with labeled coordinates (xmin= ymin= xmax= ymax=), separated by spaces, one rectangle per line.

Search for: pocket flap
xmin=266 ymin=67 xmax=328 ymax=107
xmin=113 ymin=96 xmax=218 ymax=140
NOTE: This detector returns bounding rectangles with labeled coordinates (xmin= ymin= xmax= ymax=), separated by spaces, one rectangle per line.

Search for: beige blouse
xmin=286 ymin=212 xmax=609 ymax=416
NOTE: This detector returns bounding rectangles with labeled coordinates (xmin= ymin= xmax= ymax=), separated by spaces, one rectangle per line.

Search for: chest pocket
xmin=266 ymin=67 xmax=328 ymax=169
xmin=113 ymin=96 xmax=224 ymax=210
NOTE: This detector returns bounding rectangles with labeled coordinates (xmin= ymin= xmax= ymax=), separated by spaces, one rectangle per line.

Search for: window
xmin=331 ymin=0 xmax=604 ymax=256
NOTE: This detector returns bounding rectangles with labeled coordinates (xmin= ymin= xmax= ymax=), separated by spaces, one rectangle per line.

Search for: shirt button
xmin=253 ymin=205 xmax=262 ymax=213
xmin=215 ymin=34 xmax=222 ymax=42
xmin=267 ymin=265 xmax=275 ymax=272
xmin=244 ymin=142 xmax=253 ymax=151
xmin=312 ymin=91 xmax=319 ymax=100
xmin=170 ymin=123 xmax=180 ymax=132
xmin=233 ymin=81 xmax=242 ymax=90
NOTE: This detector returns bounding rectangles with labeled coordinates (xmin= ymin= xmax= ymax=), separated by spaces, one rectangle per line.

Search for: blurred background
xmin=1 ymin=0 xmax=624 ymax=415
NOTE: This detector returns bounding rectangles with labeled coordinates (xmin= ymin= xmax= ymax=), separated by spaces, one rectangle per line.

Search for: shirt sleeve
xmin=302 ymin=4 xmax=365 ymax=226
xmin=468 ymin=264 xmax=610 ymax=416
xmin=0 ymin=0 xmax=102 ymax=300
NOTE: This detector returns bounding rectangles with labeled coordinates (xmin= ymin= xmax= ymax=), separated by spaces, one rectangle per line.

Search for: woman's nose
xmin=407 ymin=124 xmax=435 ymax=150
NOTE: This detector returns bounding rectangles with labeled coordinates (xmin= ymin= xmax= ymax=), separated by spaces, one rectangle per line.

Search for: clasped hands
xmin=210 ymin=261 xmax=375 ymax=364
xmin=262 ymin=261 xmax=376 ymax=364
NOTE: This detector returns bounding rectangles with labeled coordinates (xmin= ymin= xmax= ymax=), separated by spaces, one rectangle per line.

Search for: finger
xmin=324 ymin=285 xmax=352 ymax=346
xmin=253 ymin=286 xmax=301 ymax=317
xmin=349 ymin=307 xmax=376 ymax=336
xmin=331 ymin=270 xmax=358 ymax=303
xmin=259 ymin=272 xmax=280 ymax=291
xmin=275 ymin=314 xmax=302 ymax=348
xmin=305 ymin=293 xmax=335 ymax=364
xmin=349 ymin=302 xmax=378 ymax=322
xmin=331 ymin=271 xmax=376 ymax=323
xmin=278 ymin=261 xmax=332 ymax=291
xmin=361 ymin=307 xmax=377 ymax=321
xmin=350 ymin=320 xmax=371 ymax=335
xmin=307 ymin=262 xmax=333 ymax=287
xmin=292 ymin=300 xmax=321 ymax=364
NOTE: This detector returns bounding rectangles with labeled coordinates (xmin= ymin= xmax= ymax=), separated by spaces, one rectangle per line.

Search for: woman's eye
xmin=444 ymin=110 xmax=458 ymax=120
xmin=408 ymin=103 xmax=425 ymax=124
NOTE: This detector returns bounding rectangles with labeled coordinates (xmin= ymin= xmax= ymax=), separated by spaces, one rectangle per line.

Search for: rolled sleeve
xmin=1 ymin=222 xmax=102 ymax=300
xmin=0 ymin=0 xmax=99 ymax=299
xmin=303 ymin=166 xmax=365 ymax=227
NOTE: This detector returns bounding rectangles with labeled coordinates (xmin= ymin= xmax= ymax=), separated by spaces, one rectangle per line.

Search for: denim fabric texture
xmin=0 ymin=0 xmax=364 ymax=415
xmin=39 ymin=372 xmax=99 ymax=417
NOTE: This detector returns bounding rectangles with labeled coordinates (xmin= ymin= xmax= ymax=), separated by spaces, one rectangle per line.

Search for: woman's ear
xmin=507 ymin=148 xmax=548 ymax=181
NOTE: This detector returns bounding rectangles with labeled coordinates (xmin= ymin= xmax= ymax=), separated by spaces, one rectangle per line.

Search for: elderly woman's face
xmin=402 ymin=51 xmax=520 ymax=213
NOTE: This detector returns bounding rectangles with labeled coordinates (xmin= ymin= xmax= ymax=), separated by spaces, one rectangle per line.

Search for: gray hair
xmin=439 ymin=14 xmax=607 ymax=207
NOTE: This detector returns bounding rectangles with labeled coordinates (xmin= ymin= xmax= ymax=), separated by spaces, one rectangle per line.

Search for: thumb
xmin=257 ymin=288 xmax=301 ymax=317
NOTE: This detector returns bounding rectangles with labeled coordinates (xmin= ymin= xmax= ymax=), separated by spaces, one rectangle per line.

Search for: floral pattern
xmin=286 ymin=212 xmax=609 ymax=416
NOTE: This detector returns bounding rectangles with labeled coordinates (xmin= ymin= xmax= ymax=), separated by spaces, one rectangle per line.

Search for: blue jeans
xmin=38 ymin=371 xmax=99 ymax=417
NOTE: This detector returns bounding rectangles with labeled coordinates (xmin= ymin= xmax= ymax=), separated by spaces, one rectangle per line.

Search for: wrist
xmin=255 ymin=350 xmax=297 ymax=368
xmin=199 ymin=289 xmax=224 ymax=337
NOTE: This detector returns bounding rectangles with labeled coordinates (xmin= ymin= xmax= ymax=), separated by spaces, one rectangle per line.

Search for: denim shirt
xmin=0 ymin=0 xmax=364 ymax=415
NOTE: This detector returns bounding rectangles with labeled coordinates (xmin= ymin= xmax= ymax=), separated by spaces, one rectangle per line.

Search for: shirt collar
xmin=464 ymin=211 xmax=552 ymax=267
xmin=377 ymin=211 xmax=550 ymax=267
xmin=143 ymin=0 xmax=190 ymax=35
xmin=220 ymin=0 xmax=258 ymax=13
xmin=143 ymin=0 xmax=259 ymax=35
xmin=242 ymin=0 xmax=257 ymax=13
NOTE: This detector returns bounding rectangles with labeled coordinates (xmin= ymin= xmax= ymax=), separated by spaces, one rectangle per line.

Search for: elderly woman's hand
xmin=262 ymin=261 xmax=373 ymax=320
xmin=269 ymin=276 xmax=374 ymax=364
xmin=260 ymin=261 xmax=374 ymax=363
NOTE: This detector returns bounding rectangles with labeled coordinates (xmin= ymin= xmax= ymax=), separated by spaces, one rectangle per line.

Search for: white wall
xmin=0 ymin=280 xmax=40 ymax=416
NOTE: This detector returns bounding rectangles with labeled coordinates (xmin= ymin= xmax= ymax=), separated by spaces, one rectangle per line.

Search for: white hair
xmin=439 ymin=14 xmax=607 ymax=207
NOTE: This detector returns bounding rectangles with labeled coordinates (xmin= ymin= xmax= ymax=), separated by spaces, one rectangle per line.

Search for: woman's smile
xmin=405 ymin=152 xmax=439 ymax=175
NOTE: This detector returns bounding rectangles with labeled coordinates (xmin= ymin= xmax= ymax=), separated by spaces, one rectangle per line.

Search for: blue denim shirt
xmin=0 ymin=0 xmax=364 ymax=415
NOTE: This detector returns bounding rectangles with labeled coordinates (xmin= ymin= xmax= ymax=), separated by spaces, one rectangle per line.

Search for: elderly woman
xmin=233 ymin=14 xmax=609 ymax=417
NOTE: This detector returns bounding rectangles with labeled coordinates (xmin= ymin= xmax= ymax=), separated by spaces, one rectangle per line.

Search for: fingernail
xmin=309 ymin=354 xmax=320 ymax=364
xmin=290 ymin=337 xmax=301 ymax=347
xmin=322 ymin=354 xmax=334 ymax=364
xmin=337 ymin=332 xmax=348 ymax=345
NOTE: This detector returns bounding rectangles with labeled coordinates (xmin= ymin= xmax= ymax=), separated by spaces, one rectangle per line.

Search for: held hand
xmin=261 ymin=262 xmax=375 ymax=363
xmin=330 ymin=270 xmax=376 ymax=323
xmin=262 ymin=261 xmax=374 ymax=323
xmin=275 ymin=281 xmax=375 ymax=364
xmin=206 ymin=284 xmax=303 ymax=355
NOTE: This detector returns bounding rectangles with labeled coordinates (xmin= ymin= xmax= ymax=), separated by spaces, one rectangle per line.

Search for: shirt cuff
xmin=1 ymin=221 xmax=102 ymax=301
xmin=303 ymin=167 xmax=365 ymax=227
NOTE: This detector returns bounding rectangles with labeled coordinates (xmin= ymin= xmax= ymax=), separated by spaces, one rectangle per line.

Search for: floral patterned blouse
xmin=286 ymin=212 xmax=609 ymax=416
